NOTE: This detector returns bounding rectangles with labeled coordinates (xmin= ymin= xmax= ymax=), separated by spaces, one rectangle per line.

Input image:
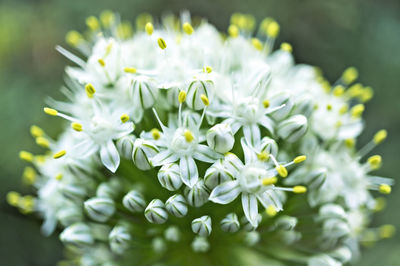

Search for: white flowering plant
xmin=9 ymin=11 xmax=395 ymax=266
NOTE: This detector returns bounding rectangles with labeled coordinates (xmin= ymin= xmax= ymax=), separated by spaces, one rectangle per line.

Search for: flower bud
xmin=122 ymin=190 xmax=146 ymax=213
xmin=109 ymin=225 xmax=131 ymax=254
xmin=260 ymin=137 xmax=278 ymax=157
xmin=186 ymin=79 xmax=214 ymax=110
xmin=57 ymin=206 xmax=83 ymax=227
xmin=269 ymin=92 xmax=293 ymax=120
xmin=204 ymin=160 xmax=234 ymax=189
xmin=96 ymin=179 xmax=122 ymax=199
xmin=192 ymin=215 xmax=212 ymax=237
xmin=152 ymin=237 xmax=166 ymax=253
xmin=184 ymin=180 xmax=210 ymax=207
xmin=277 ymin=115 xmax=308 ymax=143
xmin=243 ymin=231 xmax=260 ymax=246
xmin=60 ymin=223 xmax=94 ymax=246
xmin=157 ymin=163 xmax=182 ymax=191
xmin=191 ymin=236 xmax=210 ymax=253
xmin=220 ymin=213 xmax=240 ymax=233
xmin=309 ymin=255 xmax=341 ymax=266
xmin=292 ymin=95 xmax=313 ymax=118
xmin=165 ymin=194 xmax=188 ymax=217
xmin=206 ymin=123 xmax=234 ymax=153
xmin=132 ymin=139 xmax=158 ymax=170
xmin=273 ymin=215 xmax=298 ymax=231
xmin=116 ymin=135 xmax=136 ymax=158
xmin=241 ymin=214 xmax=262 ymax=231
xmin=145 ymin=199 xmax=168 ymax=224
xmin=60 ymin=184 xmax=87 ymax=201
xmin=84 ymin=197 xmax=116 ymax=222
xmin=164 ymin=226 xmax=181 ymax=242
xmin=318 ymin=204 xmax=347 ymax=221
xmin=130 ymin=76 xmax=158 ymax=109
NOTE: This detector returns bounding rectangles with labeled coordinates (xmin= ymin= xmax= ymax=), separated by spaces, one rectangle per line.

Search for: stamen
xmin=345 ymin=138 xmax=355 ymax=148
xmin=332 ymin=85 xmax=345 ymax=96
xmin=228 ymin=25 xmax=239 ymax=38
xmin=53 ymin=150 xmax=66 ymax=159
xmin=263 ymin=99 xmax=270 ymax=108
xmin=326 ymin=104 xmax=332 ymax=111
xmin=65 ymin=31 xmax=83 ymax=47
xmin=257 ymin=151 xmax=270 ymax=161
xmin=30 ymin=125 xmax=44 ymax=138
xmin=339 ymin=104 xmax=348 ymax=115
xmin=266 ymin=21 xmax=279 ymax=38
xmin=379 ymin=225 xmax=395 ymax=239
xmin=293 ymin=186 xmax=307 ymax=194
xmin=266 ymin=205 xmax=277 ymax=217
xmin=19 ymin=151 xmax=33 ymax=162
xmin=184 ymin=130 xmax=194 ymax=142
xmin=86 ymin=16 xmax=100 ymax=31
xmin=124 ymin=67 xmax=137 ymax=74
xmin=342 ymin=67 xmax=358 ymax=84
xmin=98 ymin=58 xmax=106 ymax=67
xmin=151 ymin=128 xmax=161 ymax=140
xmin=280 ymin=42 xmax=292 ymax=53
xmin=251 ymin=38 xmax=263 ymax=51
xmin=378 ymin=184 xmax=391 ymax=194
xmin=6 ymin=191 xmax=20 ymax=207
xmin=157 ymin=38 xmax=167 ymax=50
xmin=44 ymin=107 xmax=58 ymax=116
xmin=293 ymin=155 xmax=306 ymax=164
xmin=120 ymin=114 xmax=130 ymax=123
xmin=276 ymin=165 xmax=288 ymax=178
xmin=374 ymin=129 xmax=387 ymax=144
xmin=71 ymin=122 xmax=83 ymax=132
xmin=85 ymin=83 xmax=96 ymax=98
xmin=36 ymin=137 xmax=50 ymax=148
xmin=204 ymin=66 xmax=212 ymax=73
xmin=200 ymin=94 xmax=210 ymax=106
xmin=351 ymin=104 xmax=365 ymax=118
xmin=262 ymin=177 xmax=277 ymax=186
xmin=145 ymin=22 xmax=154 ymax=35
xmin=55 ymin=173 xmax=63 ymax=181
xmin=22 ymin=167 xmax=36 ymax=185
xmin=368 ymin=155 xmax=382 ymax=170
xmin=183 ymin=22 xmax=194 ymax=35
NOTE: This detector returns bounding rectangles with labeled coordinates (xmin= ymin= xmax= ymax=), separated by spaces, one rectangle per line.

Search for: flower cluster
xmin=9 ymin=11 xmax=394 ymax=266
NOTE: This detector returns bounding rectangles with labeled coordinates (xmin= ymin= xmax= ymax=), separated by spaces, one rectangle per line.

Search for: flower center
xmin=239 ymin=165 xmax=266 ymax=193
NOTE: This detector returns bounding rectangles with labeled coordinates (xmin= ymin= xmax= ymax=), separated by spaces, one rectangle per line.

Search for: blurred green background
xmin=0 ymin=0 xmax=399 ymax=265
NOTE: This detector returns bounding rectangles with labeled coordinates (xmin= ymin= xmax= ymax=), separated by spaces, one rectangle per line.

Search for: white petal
xmin=193 ymin=144 xmax=222 ymax=163
xmin=259 ymin=116 xmax=275 ymax=134
xmin=151 ymin=150 xmax=179 ymax=166
xmin=240 ymin=138 xmax=257 ymax=165
xmin=241 ymin=193 xmax=259 ymax=227
xmin=257 ymin=190 xmax=283 ymax=211
xmin=209 ymin=180 xmax=240 ymax=204
xmin=100 ymin=140 xmax=120 ymax=173
xmin=243 ymin=124 xmax=260 ymax=147
xmin=180 ymin=156 xmax=199 ymax=188
xmin=114 ymin=122 xmax=134 ymax=139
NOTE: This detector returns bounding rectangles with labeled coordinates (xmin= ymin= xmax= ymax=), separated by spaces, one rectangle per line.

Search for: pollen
xmin=351 ymin=104 xmax=365 ymax=118
xmin=228 ymin=24 xmax=239 ymax=38
xmin=98 ymin=58 xmax=106 ymax=67
xmin=6 ymin=191 xmax=21 ymax=207
xmin=86 ymin=16 xmax=100 ymax=31
xmin=124 ymin=67 xmax=137 ymax=74
xmin=157 ymin=38 xmax=167 ymax=50
xmin=257 ymin=151 xmax=270 ymax=161
xmin=151 ymin=128 xmax=161 ymax=140
xmin=22 ymin=167 xmax=37 ymax=185
xmin=184 ymin=130 xmax=194 ymax=142
xmin=293 ymin=186 xmax=307 ymax=194
xmin=145 ymin=22 xmax=154 ymax=35
xmin=36 ymin=137 xmax=50 ymax=148
xmin=368 ymin=155 xmax=382 ymax=169
xmin=276 ymin=165 xmax=288 ymax=178
xmin=266 ymin=21 xmax=280 ymax=38
xmin=71 ymin=122 xmax=83 ymax=132
xmin=53 ymin=150 xmax=66 ymax=159
xmin=342 ymin=67 xmax=358 ymax=84
xmin=263 ymin=99 xmax=270 ymax=108
xmin=44 ymin=107 xmax=58 ymax=116
xmin=120 ymin=114 xmax=130 ymax=123
xmin=183 ymin=22 xmax=194 ymax=35
xmin=251 ymin=38 xmax=263 ymax=51
xmin=379 ymin=184 xmax=391 ymax=194
xmin=332 ymin=85 xmax=345 ymax=96
xmin=200 ymin=94 xmax=210 ymax=106
xmin=293 ymin=155 xmax=306 ymax=164
xmin=266 ymin=205 xmax=277 ymax=217
xmin=65 ymin=31 xmax=83 ymax=47
xmin=178 ymin=90 xmax=187 ymax=103
xmin=262 ymin=177 xmax=277 ymax=186
xmin=280 ymin=42 xmax=292 ymax=53
xmin=85 ymin=83 xmax=96 ymax=98
xmin=30 ymin=125 xmax=44 ymax=138
xmin=19 ymin=151 xmax=33 ymax=162
xmin=373 ymin=129 xmax=387 ymax=144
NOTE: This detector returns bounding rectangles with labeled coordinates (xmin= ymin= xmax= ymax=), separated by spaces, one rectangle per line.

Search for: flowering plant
xmin=9 ymin=11 xmax=394 ymax=266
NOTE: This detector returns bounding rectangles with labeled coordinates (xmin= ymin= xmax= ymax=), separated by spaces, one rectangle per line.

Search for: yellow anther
xmin=19 ymin=195 xmax=35 ymax=214
xmin=178 ymin=90 xmax=187 ymax=103
xmin=262 ymin=177 xmax=277 ymax=186
xmin=257 ymin=151 xmax=270 ymax=161
xmin=326 ymin=104 xmax=333 ymax=111
xmin=105 ymin=43 xmax=113 ymax=56
xmin=183 ymin=130 xmax=194 ymax=142
xmin=351 ymin=104 xmax=365 ymax=118
xmin=266 ymin=205 xmax=277 ymax=217
xmin=280 ymin=42 xmax=292 ymax=53
xmin=345 ymin=138 xmax=355 ymax=148
xmin=228 ymin=24 xmax=239 ymax=38
xmin=71 ymin=122 xmax=83 ymax=132
xmin=44 ymin=107 xmax=58 ymax=116
xmin=100 ymin=10 xmax=115 ymax=27
xmin=55 ymin=173 xmax=63 ymax=181
xmin=373 ymin=197 xmax=386 ymax=212
xmin=333 ymin=85 xmax=345 ymax=96
xmin=267 ymin=21 xmax=280 ymax=38
xmin=22 ymin=167 xmax=36 ymax=185
xmin=124 ymin=67 xmax=137 ymax=74
xmin=151 ymin=128 xmax=161 ymax=140
xmin=30 ymin=125 xmax=44 ymax=138
xmin=36 ymin=137 xmax=50 ymax=148
xmin=86 ymin=16 xmax=100 ymax=31
xmin=157 ymin=38 xmax=167 ymax=50
xmin=368 ymin=155 xmax=382 ymax=169
xmin=85 ymin=83 xmax=96 ymax=98
xmin=136 ymin=13 xmax=153 ymax=30
xmin=263 ymin=99 xmax=270 ymax=108
xmin=276 ymin=165 xmax=288 ymax=178
xmin=293 ymin=155 xmax=306 ymax=164
xmin=204 ymin=66 xmax=212 ymax=73
xmin=339 ymin=104 xmax=348 ymax=115
xmin=19 ymin=151 xmax=33 ymax=162
xmin=200 ymin=94 xmax=210 ymax=106
xmin=335 ymin=120 xmax=343 ymax=128
xmin=379 ymin=225 xmax=396 ymax=239
xmin=6 ymin=191 xmax=20 ymax=207
xmin=260 ymin=17 xmax=273 ymax=33
xmin=360 ymin=86 xmax=374 ymax=102
xmin=53 ymin=150 xmax=66 ymax=159
xmin=293 ymin=186 xmax=307 ymax=194
xmin=183 ymin=22 xmax=194 ymax=35
xmin=347 ymin=83 xmax=363 ymax=98
xmin=145 ymin=22 xmax=154 ymax=35
xmin=120 ymin=114 xmax=130 ymax=123
xmin=35 ymin=155 xmax=47 ymax=163
xmin=379 ymin=184 xmax=391 ymax=194
xmin=116 ymin=22 xmax=133 ymax=39
xmin=98 ymin=58 xmax=106 ymax=67
xmin=373 ymin=129 xmax=387 ymax=144
xmin=65 ymin=31 xmax=83 ymax=47
xmin=342 ymin=67 xmax=358 ymax=84
xmin=251 ymin=38 xmax=263 ymax=51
